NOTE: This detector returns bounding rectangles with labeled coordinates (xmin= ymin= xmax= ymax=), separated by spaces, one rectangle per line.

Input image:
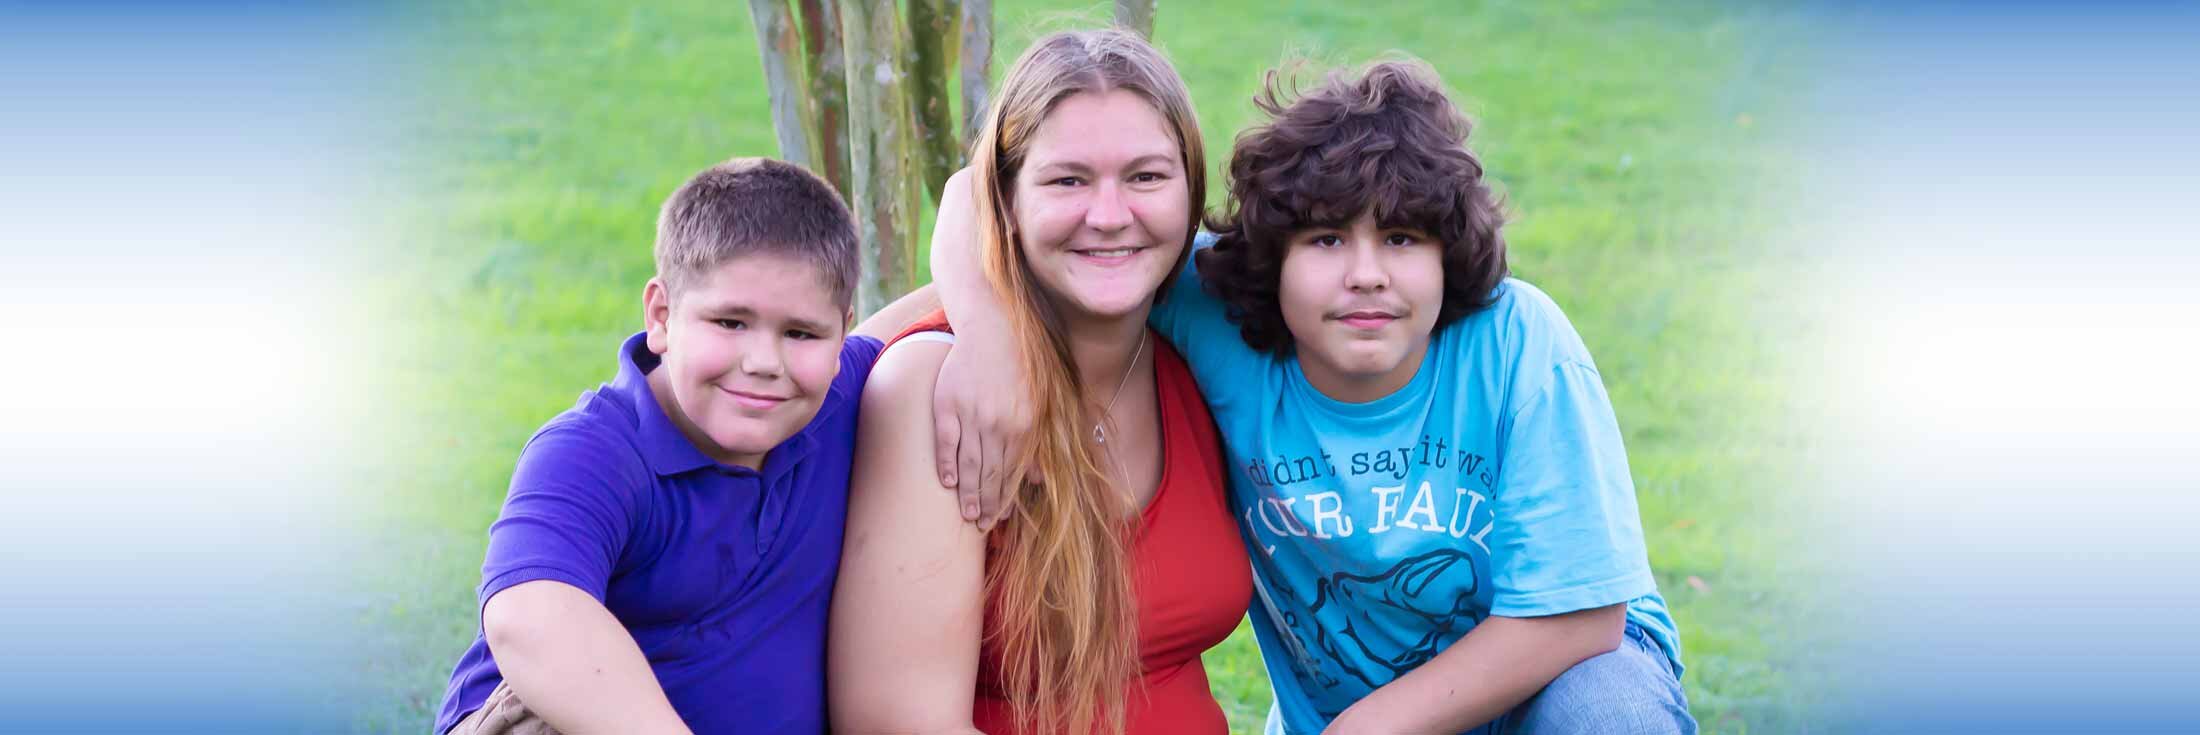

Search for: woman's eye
xmin=1049 ymin=176 xmax=1083 ymax=187
xmin=1131 ymin=171 xmax=1165 ymax=184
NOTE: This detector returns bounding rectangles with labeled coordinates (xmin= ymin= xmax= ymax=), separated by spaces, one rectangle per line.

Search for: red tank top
xmin=889 ymin=313 xmax=1253 ymax=734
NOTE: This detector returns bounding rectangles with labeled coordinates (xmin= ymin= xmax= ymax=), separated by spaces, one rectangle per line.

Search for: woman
xmin=828 ymin=29 xmax=1252 ymax=735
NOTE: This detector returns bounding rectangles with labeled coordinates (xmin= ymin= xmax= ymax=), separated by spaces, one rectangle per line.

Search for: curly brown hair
xmin=1196 ymin=59 xmax=1509 ymax=353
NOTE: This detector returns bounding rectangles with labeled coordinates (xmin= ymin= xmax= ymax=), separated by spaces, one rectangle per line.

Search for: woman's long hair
xmin=964 ymin=28 xmax=1205 ymax=735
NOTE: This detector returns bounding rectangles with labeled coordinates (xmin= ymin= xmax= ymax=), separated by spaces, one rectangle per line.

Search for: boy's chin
xmin=1313 ymin=342 xmax=1411 ymax=375
xmin=704 ymin=425 xmax=795 ymax=462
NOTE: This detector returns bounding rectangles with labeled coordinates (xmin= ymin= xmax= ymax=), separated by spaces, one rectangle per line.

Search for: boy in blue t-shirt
xmin=930 ymin=62 xmax=1693 ymax=734
xmin=434 ymin=158 xmax=919 ymax=734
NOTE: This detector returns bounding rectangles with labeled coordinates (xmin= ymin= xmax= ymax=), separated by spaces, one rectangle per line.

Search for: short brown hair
xmin=1196 ymin=60 xmax=1509 ymax=353
xmin=654 ymin=157 xmax=859 ymax=309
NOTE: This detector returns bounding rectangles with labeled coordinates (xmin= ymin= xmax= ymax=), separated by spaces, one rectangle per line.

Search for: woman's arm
xmin=926 ymin=168 xmax=1035 ymax=529
xmin=483 ymin=580 xmax=694 ymax=735
xmin=829 ymin=339 xmax=990 ymax=735
xmin=850 ymin=283 xmax=941 ymax=342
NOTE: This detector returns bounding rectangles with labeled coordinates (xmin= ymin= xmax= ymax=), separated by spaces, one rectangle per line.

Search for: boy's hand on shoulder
xmin=933 ymin=336 xmax=1033 ymax=531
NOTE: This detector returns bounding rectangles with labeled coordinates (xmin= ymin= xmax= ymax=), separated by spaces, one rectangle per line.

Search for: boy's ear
xmin=643 ymin=278 xmax=673 ymax=354
xmin=843 ymin=306 xmax=856 ymax=332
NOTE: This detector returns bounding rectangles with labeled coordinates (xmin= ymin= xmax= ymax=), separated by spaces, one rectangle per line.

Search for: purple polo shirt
xmin=433 ymin=331 xmax=884 ymax=735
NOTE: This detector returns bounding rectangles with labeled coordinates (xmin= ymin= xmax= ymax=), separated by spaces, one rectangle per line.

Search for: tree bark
xmin=840 ymin=0 xmax=921 ymax=316
xmin=1114 ymin=0 xmax=1155 ymax=39
xmin=958 ymin=0 xmax=992 ymax=150
xmin=797 ymin=0 xmax=850 ymax=199
xmin=906 ymin=0 xmax=961 ymax=200
xmin=748 ymin=0 xmax=812 ymax=171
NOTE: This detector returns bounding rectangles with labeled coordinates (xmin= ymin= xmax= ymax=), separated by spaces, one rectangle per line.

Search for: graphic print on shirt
xmin=1306 ymin=548 xmax=1485 ymax=689
xmin=1238 ymin=436 xmax=1500 ymax=712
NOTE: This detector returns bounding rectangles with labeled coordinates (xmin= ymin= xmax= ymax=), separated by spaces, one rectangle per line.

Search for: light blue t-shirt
xmin=1150 ymin=240 xmax=1680 ymax=735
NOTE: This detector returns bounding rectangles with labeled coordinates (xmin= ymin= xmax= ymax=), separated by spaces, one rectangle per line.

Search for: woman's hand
xmin=928 ymin=168 xmax=1036 ymax=531
xmin=933 ymin=335 xmax=1035 ymax=531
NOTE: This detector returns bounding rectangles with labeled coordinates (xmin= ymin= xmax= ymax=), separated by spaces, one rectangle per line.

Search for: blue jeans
xmin=1492 ymin=622 xmax=1696 ymax=734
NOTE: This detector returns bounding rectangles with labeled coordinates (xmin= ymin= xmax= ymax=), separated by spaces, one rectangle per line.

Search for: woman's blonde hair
xmin=965 ymin=27 xmax=1205 ymax=735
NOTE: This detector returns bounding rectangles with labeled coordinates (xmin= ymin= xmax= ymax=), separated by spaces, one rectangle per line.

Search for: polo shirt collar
xmin=609 ymin=331 xmax=819 ymax=480
xmin=613 ymin=331 xmax=721 ymax=477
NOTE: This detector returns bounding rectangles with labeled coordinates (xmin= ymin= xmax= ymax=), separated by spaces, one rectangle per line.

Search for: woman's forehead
xmin=1023 ymin=90 xmax=1180 ymax=169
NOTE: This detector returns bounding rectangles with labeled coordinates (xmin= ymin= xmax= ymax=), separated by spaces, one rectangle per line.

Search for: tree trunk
xmin=958 ymin=0 xmax=992 ymax=150
xmin=748 ymin=0 xmax=812 ymax=171
xmin=906 ymin=0 xmax=961 ymax=199
xmin=797 ymin=0 xmax=850 ymax=199
xmin=840 ymin=0 xmax=921 ymax=316
xmin=1114 ymin=0 xmax=1155 ymax=39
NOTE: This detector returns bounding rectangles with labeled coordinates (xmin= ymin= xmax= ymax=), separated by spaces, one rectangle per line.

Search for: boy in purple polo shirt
xmin=433 ymin=158 xmax=896 ymax=735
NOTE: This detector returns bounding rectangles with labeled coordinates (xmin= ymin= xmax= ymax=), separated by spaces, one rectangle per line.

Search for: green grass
xmin=357 ymin=0 xmax=1842 ymax=731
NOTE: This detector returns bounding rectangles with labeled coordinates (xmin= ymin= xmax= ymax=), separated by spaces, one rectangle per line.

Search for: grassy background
xmin=358 ymin=0 xmax=1842 ymax=732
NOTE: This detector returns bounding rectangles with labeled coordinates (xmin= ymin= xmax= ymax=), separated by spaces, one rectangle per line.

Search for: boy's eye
xmin=1310 ymin=234 xmax=1343 ymax=248
xmin=785 ymin=330 xmax=819 ymax=341
xmin=713 ymin=319 xmax=747 ymax=331
xmin=1386 ymin=233 xmax=1418 ymax=247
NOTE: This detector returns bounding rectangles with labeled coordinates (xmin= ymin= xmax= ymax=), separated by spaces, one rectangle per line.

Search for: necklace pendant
xmin=1093 ymin=424 xmax=1107 ymax=444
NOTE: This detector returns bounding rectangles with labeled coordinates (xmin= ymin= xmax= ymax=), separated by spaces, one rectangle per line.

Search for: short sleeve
xmin=1149 ymin=233 xmax=1271 ymax=395
xmin=477 ymin=423 xmax=648 ymax=613
xmin=1486 ymin=360 xmax=1656 ymax=618
xmin=841 ymin=334 xmax=885 ymax=380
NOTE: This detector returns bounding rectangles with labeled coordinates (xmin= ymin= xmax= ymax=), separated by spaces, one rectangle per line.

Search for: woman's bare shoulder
xmin=859 ymin=337 xmax=952 ymax=419
xmin=849 ymin=337 xmax=967 ymax=523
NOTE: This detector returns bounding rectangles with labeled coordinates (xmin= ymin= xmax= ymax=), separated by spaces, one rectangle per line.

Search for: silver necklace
xmin=1094 ymin=331 xmax=1147 ymax=445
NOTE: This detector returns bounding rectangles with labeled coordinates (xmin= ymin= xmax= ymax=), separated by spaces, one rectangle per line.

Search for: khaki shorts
xmin=449 ymin=681 xmax=561 ymax=735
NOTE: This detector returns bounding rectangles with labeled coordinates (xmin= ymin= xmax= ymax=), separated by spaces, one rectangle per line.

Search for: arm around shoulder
xmin=829 ymin=339 xmax=990 ymax=735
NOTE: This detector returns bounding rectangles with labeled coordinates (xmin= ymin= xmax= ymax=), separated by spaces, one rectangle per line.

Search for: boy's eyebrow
xmin=691 ymin=300 xmax=756 ymax=317
xmin=1293 ymin=217 xmax=1355 ymax=231
xmin=696 ymin=301 xmax=838 ymax=334
xmin=779 ymin=315 xmax=839 ymax=335
xmin=1373 ymin=214 xmax=1441 ymax=233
